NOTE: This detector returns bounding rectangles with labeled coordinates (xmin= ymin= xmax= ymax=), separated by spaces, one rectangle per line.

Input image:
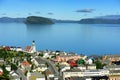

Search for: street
xmin=16 ymin=69 xmax=27 ymax=80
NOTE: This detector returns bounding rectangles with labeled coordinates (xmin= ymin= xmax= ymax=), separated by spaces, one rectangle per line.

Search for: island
xmin=25 ymin=16 xmax=54 ymax=24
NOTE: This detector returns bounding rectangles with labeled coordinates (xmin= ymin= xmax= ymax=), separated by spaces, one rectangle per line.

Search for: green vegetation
xmin=11 ymin=63 xmax=18 ymax=71
xmin=25 ymin=16 xmax=54 ymax=24
xmin=94 ymin=60 xmax=106 ymax=69
xmin=0 ymin=75 xmax=10 ymax=80
xmin=77 ymin=59 xmax=85 ymax=65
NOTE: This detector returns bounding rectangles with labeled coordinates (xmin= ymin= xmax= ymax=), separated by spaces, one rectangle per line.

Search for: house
xmin=59 ymin=65 xmax=70 ymax=76
xmin=21 ymin=61 xmax=31 ymax=71
xmin=31 ymin=58 xmax=47 ymax=72
xmin=10 ymin=46 xmax=16 ymax=51
xmin=56 ymin=55 xmax=81 ymax=62
xmin=62 ymin=69 xmax=109 ymax=80
xmin=16 ymin=47 xmax=22 ymax=51
xmin=109 ymin=75 xmax=120 ymax=80
xmin=77 ymin=64 xmax=86 ymax=71
xmin=28 ymin=72 xmax=45 ymax=80
xmin=10 ymin=71 xmax=20 ymax=80
xmin=0 ymin=68 xmax=3 ymax=75
xmin=6 ymin=65 xmax=11 ymax=71
xmin=37 ymin=65 xmax=47 ymax=72
xmin=87 ymin=59 xmax=93 ymax=64
xmin=87 ymin=64 xmax=96 ymax=70
xmin=45 ymin=69 xmax=52 ymax=79
xmin=104 ymin=65 xmax=120 ymax=80
xmin=67 ymin=59 xmax=77 ymax=67
xmin=4 ymin=46 xmax=10 ymax=51
xmin=102 ymin=55 xmax=120 ymax=62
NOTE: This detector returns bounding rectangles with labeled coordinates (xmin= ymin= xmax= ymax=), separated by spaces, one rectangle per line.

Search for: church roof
xmin=24 ymin=46 xmax=32 ymax=52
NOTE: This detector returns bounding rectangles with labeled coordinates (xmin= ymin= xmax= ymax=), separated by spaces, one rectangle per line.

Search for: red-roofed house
xmin=0 ymin=68 xmax=3 ymax=75
xmin=4 ymin=46 xmax=10 ymax=51
xmin=21 ymin=61 xmax=32 ymax=71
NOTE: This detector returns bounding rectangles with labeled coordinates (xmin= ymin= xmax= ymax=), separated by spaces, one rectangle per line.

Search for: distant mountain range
xmin=0 ymin=17 xmax=78 ymax=23
xmin=0 ymin=17 xmax=25 ymax=23
xmin=0 ymin=15 xmax=120 ymax=24
xmin=79 ymin=18 xmax=120 ymax=24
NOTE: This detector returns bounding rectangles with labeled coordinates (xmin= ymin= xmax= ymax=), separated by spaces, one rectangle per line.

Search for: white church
xmin=24 ymin=41 xmax=36 ymax=53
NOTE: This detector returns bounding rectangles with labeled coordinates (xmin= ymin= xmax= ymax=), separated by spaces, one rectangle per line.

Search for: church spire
xmin=32 ymin=40 xmax=36 ymax=53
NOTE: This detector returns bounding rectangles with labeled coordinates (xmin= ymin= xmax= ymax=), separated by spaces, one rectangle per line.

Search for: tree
xmin=77 ymin=59 xmax=85 ymax=65
xmin=1 ymin=65 xmax=9 ymax=75
xmin=94 ymin=60 xmax=106 ymax=69
xmin=11 ymin=63 xmax=18 ymax=71
xmin=45 ymin=62 xmax=49 ymax=68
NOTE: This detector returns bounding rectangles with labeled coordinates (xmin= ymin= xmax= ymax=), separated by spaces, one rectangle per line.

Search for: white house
xmin=16 ymin=47 xmax=22 ymax=51
xmin=28 ymin=72 xmax=45 ymax=80
xmin=87 ymin=64 xmax=96 ymax=70
xmin=6 ymin=65 xmax=11 ymax=72
xmin=10 ymin=71 xmax=20 ymax=80
xmin=77 ymin=64 xmax=86 ymax=71
xmin=31 ymin=58 xmax=48 ymax=72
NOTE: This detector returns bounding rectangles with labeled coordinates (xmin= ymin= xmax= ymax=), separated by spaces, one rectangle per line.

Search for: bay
xmin=0 ymin=23 xmax=120 ymax=55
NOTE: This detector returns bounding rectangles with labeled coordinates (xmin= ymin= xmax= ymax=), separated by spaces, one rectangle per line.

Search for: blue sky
xmin=0 ymin=0 xmax=120 ymax=20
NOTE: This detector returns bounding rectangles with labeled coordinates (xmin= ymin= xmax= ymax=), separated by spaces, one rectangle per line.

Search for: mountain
xmin=0 ymin=17 xmax=79 ymax=23
xmin=98 ymin=15 xmax=120 ymax=20
xmin=25 ymin=16 xmax=54 ymax=24
xmin=79 ymin=18 xmax=120 ymax=24
xmin=0 ymin=17 xmax=25 ymax=23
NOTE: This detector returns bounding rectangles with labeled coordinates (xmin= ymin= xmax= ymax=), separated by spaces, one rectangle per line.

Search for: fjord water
xmin=0 ymin=23 xmax=120 ymax=55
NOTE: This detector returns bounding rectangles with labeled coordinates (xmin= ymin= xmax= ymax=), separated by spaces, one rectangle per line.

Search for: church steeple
xmin=32 ymin=40 xmax=36 ymax=53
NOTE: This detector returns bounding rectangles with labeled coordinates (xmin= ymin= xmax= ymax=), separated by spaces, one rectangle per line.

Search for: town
xmin=0 ymin=41 xmax=120 ymax=80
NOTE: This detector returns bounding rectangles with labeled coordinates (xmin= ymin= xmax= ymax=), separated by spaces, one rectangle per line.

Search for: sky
xmin=0 ymin=0 xmax=120 ymax=20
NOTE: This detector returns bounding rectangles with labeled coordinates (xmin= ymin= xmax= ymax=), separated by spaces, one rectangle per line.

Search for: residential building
xmin=16 ymin=47 xmax=22 ymax=51
xmin=0 ymin=68 xmax=3 ymax=75
xmin=28 ymin=72 xmax=45 ymax=80
xmin=21 ymin=61 xmax=31 ymax=71
xmin=102 ymin=55 xmax=120 ymax=62
xmin=62 ymin=69 xmax=109 ymax=80
xmin=10 ymin=71 xmax=20 ymax=80
xmin=56 ymin=55 xmax=81 ymax=62
xmin=105 ymin=65 xmax=120 ymax=80
xmin=31 ymin=58 xmax=47 ymax=72
xmin=87 ymin=64 xmax=96 ymax=70
xmin=77 ymin=64 xmax=86 ymax=71
xmin=6 ymin=65 xmax=11 ymax=71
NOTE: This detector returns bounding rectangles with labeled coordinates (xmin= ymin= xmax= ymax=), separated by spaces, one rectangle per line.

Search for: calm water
xmin=0 ymin=23 xmax=120 ymax=55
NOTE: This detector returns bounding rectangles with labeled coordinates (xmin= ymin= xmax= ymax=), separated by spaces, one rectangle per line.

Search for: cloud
xmin=16 ymin=13 xmax=21 ymax=15
xmin=35 ymin=12 xmax=40 ymax=14
xmin=1 ymin=13 xmax=7 ymax=15
xmin=28 ymin=13 xmax=32 ymax=15
xmin=48 ymin=12 xmax=53 ymax=15
xmin=75 ymin=9 xmax=94 ymax=13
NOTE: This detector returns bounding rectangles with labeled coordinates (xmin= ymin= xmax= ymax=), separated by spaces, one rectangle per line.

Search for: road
xmin=39 ymin=57 xmax=59 ymax=75
xmin=16 ymin=69 xmax=27 ymax=80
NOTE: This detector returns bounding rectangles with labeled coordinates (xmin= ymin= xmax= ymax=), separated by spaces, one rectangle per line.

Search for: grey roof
xmin=35 ymin=58 xmax=46 ymax=64
xmin=87 ymin=64 xmax=96 ymax=66
xmin=31 ymin=72 xmax=45 ymax=78
xmin=105 ymin=65 xmax=120 ymax=69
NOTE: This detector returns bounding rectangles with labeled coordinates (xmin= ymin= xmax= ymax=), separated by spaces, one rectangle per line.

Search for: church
xmin=24 ymin=41 xmax=36 ymax=53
